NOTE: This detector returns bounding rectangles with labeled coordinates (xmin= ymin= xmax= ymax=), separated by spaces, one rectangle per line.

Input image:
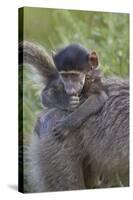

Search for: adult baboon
xmin=28 ymin=77 xmax=129 ymax=192
xmin=20 ymin=42 xmax=129 ymax=192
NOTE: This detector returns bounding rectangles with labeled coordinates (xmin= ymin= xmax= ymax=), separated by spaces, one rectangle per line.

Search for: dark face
xmin=60 ymin=71 xmax=86 ymax=96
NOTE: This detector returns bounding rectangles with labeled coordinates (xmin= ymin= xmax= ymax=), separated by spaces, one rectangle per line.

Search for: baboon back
xmin=28 ymin=77 xmax=129 ymax=191
xmin=80 ymin=77 xmax=129 ymax=175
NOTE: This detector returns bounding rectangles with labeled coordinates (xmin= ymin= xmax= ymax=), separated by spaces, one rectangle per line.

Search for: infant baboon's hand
xmin=52 ymin=119 xmax=69 ymax=140
xmin=69 ymin=96 xmax=80 ymax=111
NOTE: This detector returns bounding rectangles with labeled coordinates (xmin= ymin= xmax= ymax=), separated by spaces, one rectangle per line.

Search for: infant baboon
xmin=41 ymin=44 xmax=108 ymax=139
xmin=20 ymin=42 xmax=108 ymax=140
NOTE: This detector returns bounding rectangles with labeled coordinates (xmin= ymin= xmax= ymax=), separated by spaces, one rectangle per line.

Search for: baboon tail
xmin=19 ymin=41 xmax=59 ymax=84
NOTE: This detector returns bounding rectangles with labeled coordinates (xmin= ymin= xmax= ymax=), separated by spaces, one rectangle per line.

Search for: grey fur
xmin=19 ymin=41 xmax=58 ymax=84
xmin=28 ymin=77 xmax=129 ymax=192
xmin=20 ymin=41 xmax=129 ymax=191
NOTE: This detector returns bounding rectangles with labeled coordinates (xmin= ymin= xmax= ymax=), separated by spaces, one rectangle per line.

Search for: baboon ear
xmin=89 ymin=51 xmax=99 ymax=69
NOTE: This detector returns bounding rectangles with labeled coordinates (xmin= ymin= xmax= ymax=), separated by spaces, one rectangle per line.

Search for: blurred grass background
xmin=21 ymin=7 xmax=129 ymax=135
xmin=19 ymin=7 xmax=129 ymax=191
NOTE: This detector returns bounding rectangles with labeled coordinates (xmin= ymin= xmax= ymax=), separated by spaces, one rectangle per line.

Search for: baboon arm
xmin=61 ymin=91 xmax=108 ymax=129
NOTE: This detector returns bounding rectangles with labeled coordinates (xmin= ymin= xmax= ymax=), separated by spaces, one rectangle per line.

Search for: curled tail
xmin=19 ymin=41 xmax=59 ymax=83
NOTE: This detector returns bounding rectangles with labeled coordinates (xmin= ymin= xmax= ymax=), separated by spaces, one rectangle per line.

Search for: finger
xmin=70 ymin=102 xmax=79 ymax=108
xmin=70 ymin=100 xmax=79 ymax=105
xmin=69 ymin=96 xmax=79 ymax=100
xmin=70 ymin=99 xmax=79 ymax=103
xmin=70 ymin=104 xmax=79 ymax=108
xmin=69 ymin=97 xmax=79 ymax=102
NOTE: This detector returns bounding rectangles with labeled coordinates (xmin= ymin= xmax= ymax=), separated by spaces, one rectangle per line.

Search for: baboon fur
xmin=28 ymin=77 xmax=129 ymax=192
